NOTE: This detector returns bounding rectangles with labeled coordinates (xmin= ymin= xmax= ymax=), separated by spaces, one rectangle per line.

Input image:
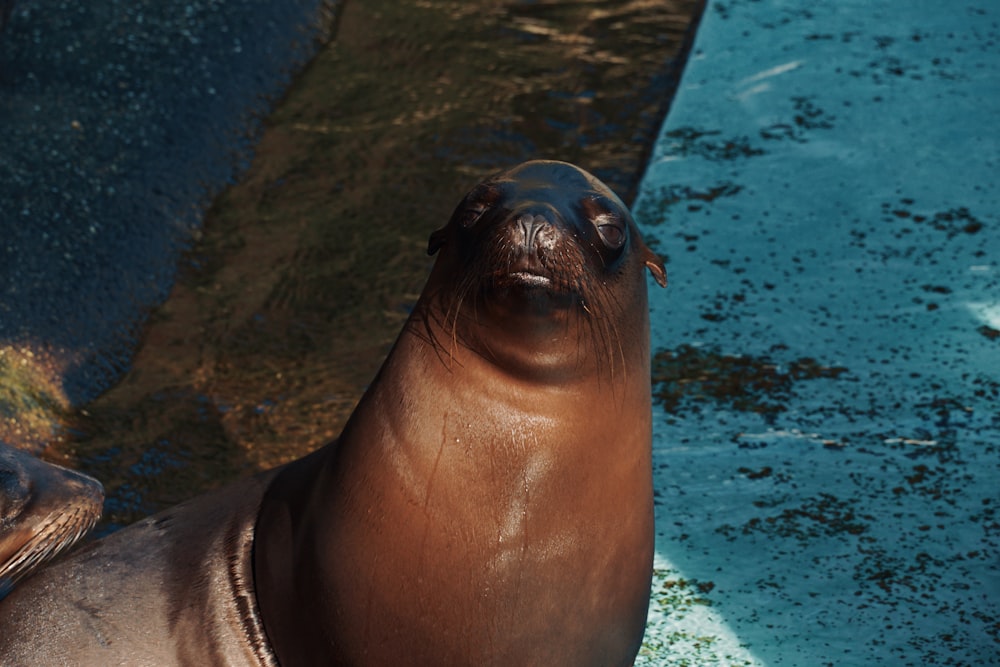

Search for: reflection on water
xmin=0 ymin=346 xmax=70 ymax=454
xmin=44 ymin=0 xmax=704 ymax=531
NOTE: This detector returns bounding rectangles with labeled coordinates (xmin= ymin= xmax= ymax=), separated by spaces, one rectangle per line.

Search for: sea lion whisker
xmin=413 ymin=290 xmax=465 ymax=372
xmin=1 ymin=509 xmax=69 ymax=583
xmin=608 ymin=315 xmax=628 ymax=395
xmin=446 ymin=275 xmax=479 ymax=364
xmin=600 ymin=279 xmax=627 ymax=386
xmin=590 ymin=280 xmax=628 ymax=396
xmin=578 ymin=281 xmax=609 ymax=380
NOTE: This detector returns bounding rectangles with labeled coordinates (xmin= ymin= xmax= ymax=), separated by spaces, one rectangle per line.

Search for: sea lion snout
xmin=513 ymin=211 xmax=558 ymax=255
xmin=0 ymin=445 xmax=103 ymax=597
xmin=491 ymin=206 xmax=587 ymax=300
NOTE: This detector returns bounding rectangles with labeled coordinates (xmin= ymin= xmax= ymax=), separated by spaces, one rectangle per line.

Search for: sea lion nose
xmin=515 ymin=211 xmax=556 ymax=253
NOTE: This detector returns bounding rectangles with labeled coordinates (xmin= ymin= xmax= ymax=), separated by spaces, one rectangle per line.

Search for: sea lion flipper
xmin=0 ymin=444 xmax=103 ymax=596
xmin=642 ymin=250 xmax=667 ymax=288
xmin=427 ymin=228 xmax=447 ymax=255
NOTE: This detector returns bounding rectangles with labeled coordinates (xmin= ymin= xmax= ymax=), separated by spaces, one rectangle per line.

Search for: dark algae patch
xmin=717 ymin=493 xmax=871 ymax=544
xmin=638 ymin=567 xmax=756 ymax=666
xmin=759 ymin=95 xmax=835 ymax=142
xmin=651 ymin=344 xmax=848 ymax=417
xmin=880 ymin=199 xmax=987 ymax=239
xmin=636 ymin=182 xmax=744 ymax=226
xmin=653 ymin=573 xmax=716 ymax=612
xmin=978 ymin=325 xmax=1000 ymax=341
xmin=657 ymin=127 xmax=765 ymax=161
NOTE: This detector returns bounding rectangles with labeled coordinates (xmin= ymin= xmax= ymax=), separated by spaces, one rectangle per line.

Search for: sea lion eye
xmin=581 ymin=196 xmax=627 ymax=250
xmin=595 ymin=215 xmax=626 ymax=249
xmin=457 ymin=184 xmax=500 ymax=228
xmin=459 ymin=202 xmax=489 ymax=228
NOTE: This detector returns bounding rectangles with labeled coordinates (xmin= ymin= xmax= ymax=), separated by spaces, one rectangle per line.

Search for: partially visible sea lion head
xmin=420 ymin=159 xmax=667 ymax=382
xmin=0 ymin=443 xmax=103 ymax=599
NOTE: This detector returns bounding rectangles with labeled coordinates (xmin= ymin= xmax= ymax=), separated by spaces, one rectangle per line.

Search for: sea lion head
xmin=0 ymin=443 xmax=103 ymax=599
xmin=417 ymin=160 xmax=666 ymax=381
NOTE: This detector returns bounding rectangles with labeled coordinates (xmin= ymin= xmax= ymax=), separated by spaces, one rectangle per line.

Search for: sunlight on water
xmin=639 ymin=552 xmax=762 ymax=667
xmin=966 ymin=301 xmax=1000 ymax=330
xmin=0 ymin=345 xmax=71 ymax=454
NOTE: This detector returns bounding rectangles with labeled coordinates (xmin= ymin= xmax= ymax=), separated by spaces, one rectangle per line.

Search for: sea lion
xmin=0 ymin=442 xmax=103 ymax=599
xmin=255 ymin=159 xmax=667 ymax=665
xmin=0 ymin=160 xmax=666 ymax=666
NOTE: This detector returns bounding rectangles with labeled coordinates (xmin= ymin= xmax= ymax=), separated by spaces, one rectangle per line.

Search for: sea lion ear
xmin=427 ymin=228 xmax=447 ymax=256
xmin=642 ymin=249 xmax=667 ymax=288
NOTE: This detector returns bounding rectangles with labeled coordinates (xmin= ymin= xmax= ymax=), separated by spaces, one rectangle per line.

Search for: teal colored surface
xmin=635 ymin=1 xmax=999 ymax=664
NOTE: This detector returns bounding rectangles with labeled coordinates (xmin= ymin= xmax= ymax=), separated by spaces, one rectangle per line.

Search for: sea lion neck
xmin=271 ymin=302 xmax=655 ymax=665
xmin=406 ymin=288 xmax=602 ymax=386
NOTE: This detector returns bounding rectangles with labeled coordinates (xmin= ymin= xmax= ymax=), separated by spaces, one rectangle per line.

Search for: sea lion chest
xmin=261 ymin=340 xmax=654 ymax=666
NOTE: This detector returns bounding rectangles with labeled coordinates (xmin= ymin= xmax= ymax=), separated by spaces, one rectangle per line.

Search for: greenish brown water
xmin=45 ymin=0 xmax=703 ymax=531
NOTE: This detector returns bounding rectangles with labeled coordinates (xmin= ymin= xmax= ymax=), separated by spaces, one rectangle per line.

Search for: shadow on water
xmin=7 ymin=0 xmax=705 ymax=532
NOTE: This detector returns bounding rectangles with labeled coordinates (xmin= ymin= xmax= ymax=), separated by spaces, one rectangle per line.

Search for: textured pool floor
xmin=635 ymin=0 xmax=999 ymax=664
